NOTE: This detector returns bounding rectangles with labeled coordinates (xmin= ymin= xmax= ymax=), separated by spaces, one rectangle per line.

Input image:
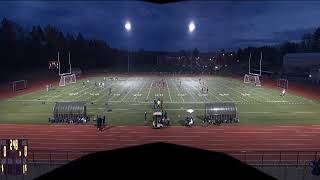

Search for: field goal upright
xmin=244 ymin=52 xmax=262 ymax=87
xmin=58 ymin=51 xmax=76 ymax=87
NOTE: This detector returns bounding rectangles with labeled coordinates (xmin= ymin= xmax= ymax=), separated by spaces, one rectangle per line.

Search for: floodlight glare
xmin=189 ymin=22 xmax=195 ymax=33
xmin=187 ymin=109 xmax=194 ymax=114
xmin=125 ymin=22 xmax=131 ymax=31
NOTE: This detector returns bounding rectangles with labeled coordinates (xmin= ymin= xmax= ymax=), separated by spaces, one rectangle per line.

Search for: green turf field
xmin=0 ymin=75 xmax=319 ymax=125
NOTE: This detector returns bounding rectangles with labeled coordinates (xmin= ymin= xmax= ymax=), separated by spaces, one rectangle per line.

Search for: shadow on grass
xmin=177 ymin=119 xmax=185 ymax=126
xmin=196 ymin=115 xmax=205 ymax=121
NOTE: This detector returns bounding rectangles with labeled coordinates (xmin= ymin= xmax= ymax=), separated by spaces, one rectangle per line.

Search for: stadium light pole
xmin=125 ymin=21 xmax=131 ymax=72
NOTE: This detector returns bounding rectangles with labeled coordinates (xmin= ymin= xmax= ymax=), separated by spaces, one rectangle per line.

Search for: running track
xmin=1 ymin=124 xmax=320 ymax=164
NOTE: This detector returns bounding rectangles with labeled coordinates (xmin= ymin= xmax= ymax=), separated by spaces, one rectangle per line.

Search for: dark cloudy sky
xmin=0 ymin=1 xmax=320 ymax=52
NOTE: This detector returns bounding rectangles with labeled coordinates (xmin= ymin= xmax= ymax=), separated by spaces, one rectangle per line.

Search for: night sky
xmin=0 ymin=1 xmax=320 ymax=52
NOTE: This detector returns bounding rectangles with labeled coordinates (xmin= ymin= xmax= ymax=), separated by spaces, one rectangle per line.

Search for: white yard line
xmin=171 ymin=78 xmax=185 ymax=102
xmin=186 ymin=78 xmax=208 ymax=102
xmin=74 ymin=81 xmax=110 ymax=102
xmin=81 ymin=81 xmax=109 ymax=102
xmin=121 ymin=78 xmax=138 ymax=102
xmin=146 ymin=80 xmax=154 ymax=101
xmin=216 ymin=80 xmax=251 ymax=103
xmin=133 ymin=79 xmax=146 ymax=102
xmin=181 ymin=78 xmax=197 ymax=102
xmin=222 ymin=78 xmax=270 ymax=102
xmin=37 ymin=80 xmax=81 ymax=99
xmin=6 ymin=99 xmax=245 ymax=104
xmin=265 ymin=100 xmax=289 ymax=103
xmin=247 ymin=89 xmax=272 ymax=102
xmin=43 ymin=85 xmax=80 ymax=101
xmin=108 ymin=77 xmax=132 ymax=101
xmin=190 ymin=78 xmax=223 ymax=102
xmin=93 ymin=80 xmax=116 ymax=102
xmin=165 ymin=79 xmax=173 ymax=102
xmin=44 ymin=84 xmax=83 ymax=101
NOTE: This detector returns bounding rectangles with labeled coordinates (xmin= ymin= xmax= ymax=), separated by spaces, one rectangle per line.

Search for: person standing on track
xmin=96 ymin=115 xmax=100 ymax=130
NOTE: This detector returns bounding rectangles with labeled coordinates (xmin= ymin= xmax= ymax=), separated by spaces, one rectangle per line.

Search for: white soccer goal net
xmin=277 ymin=79 xmax=288 ymax=90
xmin=244 ymin=74 xmax=261 ymax=86
xmin=12 ymin=80 xmax=27 ymax=92
xmin=59 ymin=74 xmax=76 ymax=87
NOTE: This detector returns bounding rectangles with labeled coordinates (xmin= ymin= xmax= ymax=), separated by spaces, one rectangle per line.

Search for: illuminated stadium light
xmin=124 ymin=21 xmax=131 ymax=72
xmin=215 ymin=66 xmax=218 ymax=70
xmin=189 ymin=21 xmax=195 ymax=33
xmin=125 ymin=21 xmax=131 ymax=31
xmin=309 ymin=74 xmax=312 ymax=78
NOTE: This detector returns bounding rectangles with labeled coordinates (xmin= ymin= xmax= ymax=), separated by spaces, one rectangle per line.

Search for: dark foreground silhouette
xmin=36 ymin=142 xmax=276 ymax=180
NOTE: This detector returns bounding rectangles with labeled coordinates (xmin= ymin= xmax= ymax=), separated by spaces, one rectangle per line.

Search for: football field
xmin=1 ymin=75 xmax=320 ymax=125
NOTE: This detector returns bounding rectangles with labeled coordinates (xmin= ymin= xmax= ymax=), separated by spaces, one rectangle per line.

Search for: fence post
xmin=302 ymin=162 xmax=307 ymax=180
xmin=50 ymin=152 xmax=52 ymax=166
xmin=296 ymin=151 xmax=299 ymax=167
xmin=67 ymin=151 xmax=69 ymax=162
xmin=261 ymin=152 xmax=264 ymax=167
xmin=244 ymin=151 xmax=247 ymax=163
xmin=279 ymin=151 xmax=282 ymax=165
xmin=33 ymin=151 xmax=35 ymax=164
xmin=314 ymin=151 xmax=318 ymax=160
xmin=283 ymin=165 xmax=287 ymax=180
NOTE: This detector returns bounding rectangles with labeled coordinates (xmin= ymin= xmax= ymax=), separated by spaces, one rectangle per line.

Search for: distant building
xmin=283 ymin=53 xmax=320 ymax=73
xmin=283 ymin=53 xmax=320 ymax=84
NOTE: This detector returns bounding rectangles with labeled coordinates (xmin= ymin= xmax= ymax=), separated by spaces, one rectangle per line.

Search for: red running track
xmin=1 ymin=124 xmax=320 ymax=164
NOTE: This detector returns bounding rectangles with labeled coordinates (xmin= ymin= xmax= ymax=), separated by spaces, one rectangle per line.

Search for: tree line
xmin=1 ymin=17 xmax=320 ymax=72
xmin=236 ymin=28 xmax=320 ymax=70
xmin=0 ymin=18 xmax=123 ymax=70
